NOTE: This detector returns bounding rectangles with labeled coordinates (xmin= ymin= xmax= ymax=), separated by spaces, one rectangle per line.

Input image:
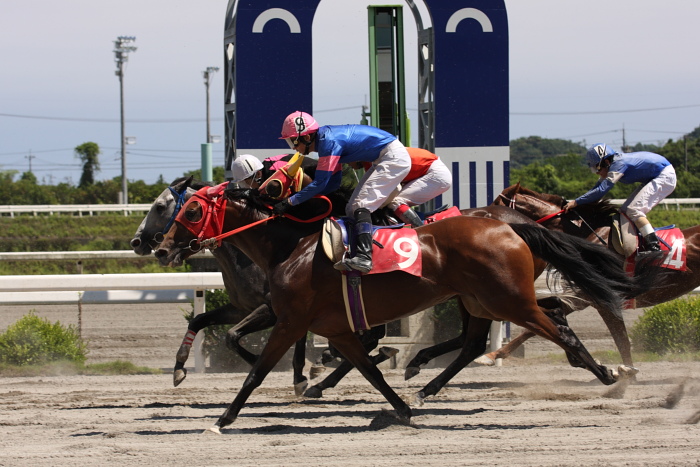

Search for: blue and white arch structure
xmin=224 ymin=0 xmax=320 ymax=175
xmin=225 ymin=0 xmax=509 ymax=208
xmin=425 ymin=0 xmax=509 ymax=208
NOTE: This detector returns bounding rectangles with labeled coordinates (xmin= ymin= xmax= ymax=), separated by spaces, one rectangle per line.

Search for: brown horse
xmin=155 ymin=188 xmax=656 ymax=432
xmin=485 ymin=183 xmax=697 ymax=366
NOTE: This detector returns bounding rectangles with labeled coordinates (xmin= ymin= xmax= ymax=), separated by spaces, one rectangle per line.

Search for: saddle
xmin=610 ymin=212 xmax=687 ymax=271
xmin=321 ymin=217 xmax=421 ymax=276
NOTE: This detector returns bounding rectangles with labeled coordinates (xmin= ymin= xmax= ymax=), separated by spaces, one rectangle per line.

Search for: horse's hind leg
xmin=305 ymin=325 xmax=395 ymax=398
xmin=174 ymin=303 xmax=251 ymax=387
xmin=304 ymin=348 xmax=397 ymax=398
xmin=474 ymin=297 xmax=576 ymax=366
xmin=415 ymin=315 xmax=492 ymax=404
xmin=405 ymin=301 xmax=468 ymax=380
xmin=516 ymin=303 xmax=619 ymax=385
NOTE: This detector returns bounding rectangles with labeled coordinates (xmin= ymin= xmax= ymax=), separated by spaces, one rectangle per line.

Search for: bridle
xmin=499 ymin=192 xmax=607 ymax=245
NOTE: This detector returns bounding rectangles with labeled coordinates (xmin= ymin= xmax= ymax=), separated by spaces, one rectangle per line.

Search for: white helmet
xmin=231 ymin=154 xmax=263 ymax=182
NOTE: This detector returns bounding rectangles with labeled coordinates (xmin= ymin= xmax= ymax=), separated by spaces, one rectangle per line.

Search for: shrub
xmin=630 ymin=297 xmax=700 ymax=354
xmin=0 ymin=312 xmax=88 ymax=366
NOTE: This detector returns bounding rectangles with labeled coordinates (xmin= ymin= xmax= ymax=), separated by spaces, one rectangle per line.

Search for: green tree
xmin=74 ymin=142 xmax=101 ymax=188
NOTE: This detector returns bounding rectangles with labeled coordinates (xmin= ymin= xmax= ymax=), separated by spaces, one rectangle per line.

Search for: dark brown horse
xmin=155 ymin=188 xmax=656 ymax=432
xmin=484 ymin=183 xmax=698 ymax=366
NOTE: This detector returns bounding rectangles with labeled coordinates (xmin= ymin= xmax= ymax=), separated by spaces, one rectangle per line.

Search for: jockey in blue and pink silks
xmin=273 ymin=111 xmax=411 ymax=273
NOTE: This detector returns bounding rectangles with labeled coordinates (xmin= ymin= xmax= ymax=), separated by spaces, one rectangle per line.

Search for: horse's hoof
xmin=379 ymin=346 xmax=399 ymax=358
xmin=203 ymin=425 xmax=222 ymax=435
xmin=303 ymin=386 xmax=323 ymax=399
xmin=472 ymin=355 xmax=495 ymax=366
xmin=173 ymin=368 xmax=187 ymax=387
xmin=410 ymin=391 xmax=426 ymax=407
xmin=617 ymin=365 xmax=639 ymax=379
xmin=404 ymin=366 xmax=420 ymax=380
xmin=294 ymin=379 xmax=308 ymax=397
xmin=309 ymin=364 xmax=326 ymax=380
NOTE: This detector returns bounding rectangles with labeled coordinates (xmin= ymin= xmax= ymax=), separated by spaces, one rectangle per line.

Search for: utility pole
xmin=201 ymin=67 xmax=219 ymax=182
xmin=113 ymin=36 xmax=137 ymax=204
xmin=25 ymin=150 xmax=35 ymax=173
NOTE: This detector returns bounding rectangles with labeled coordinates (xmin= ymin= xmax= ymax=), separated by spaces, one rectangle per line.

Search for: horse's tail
xmin=508 ymin=223 xmax=662 ymax=317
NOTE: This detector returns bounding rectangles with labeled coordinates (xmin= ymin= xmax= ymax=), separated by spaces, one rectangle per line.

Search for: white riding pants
xmin=346 ymin=140 xmax=411 ymax=217
xmin=387 ymin=157 xmax=452 ymax=210
xmin=621 ymin=165 xmax=677 ymax=222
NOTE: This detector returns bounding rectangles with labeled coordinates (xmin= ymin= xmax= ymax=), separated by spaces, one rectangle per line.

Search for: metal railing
xmin=0 ymin=204 xmax=152 ymax=217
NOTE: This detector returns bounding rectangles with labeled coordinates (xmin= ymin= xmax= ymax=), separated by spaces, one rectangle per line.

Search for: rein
xmin=199 ymin=195 xmax=333 ymax=249
xmin=503 ymin=192 xmax=608 ymax=245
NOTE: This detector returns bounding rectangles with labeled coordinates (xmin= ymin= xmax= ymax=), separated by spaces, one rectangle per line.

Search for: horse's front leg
xmin=174 ymin=303 xmax=250 ymax=387
xmin=224 ymin=303 xmax=277 ymax=366
xmin=596 ymin=305 xmax=634 ymax=367
xmin=292 ymin=334 xmax=308 ymax=396
xmin=212 ymin=321 xmax=307 ymax=433
xmin=328 ymin=333 xmax=412 ymax=424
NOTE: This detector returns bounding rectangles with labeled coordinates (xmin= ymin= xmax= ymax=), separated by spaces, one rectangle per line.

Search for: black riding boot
xmin=642 ymin=232 xmax=661 ymax=252
xmin=344 ymin=208 xmax=373 ymax=273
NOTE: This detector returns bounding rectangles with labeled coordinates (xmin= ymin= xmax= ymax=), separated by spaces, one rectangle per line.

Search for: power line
xmin=511 ymin=104 xmax=700 ymax=116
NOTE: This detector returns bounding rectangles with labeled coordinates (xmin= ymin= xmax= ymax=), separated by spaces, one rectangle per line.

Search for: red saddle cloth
xmin=658 ymin=228 xmax=687 ymax=271
xmin=368 ymin=228 xmax=422 ymax=276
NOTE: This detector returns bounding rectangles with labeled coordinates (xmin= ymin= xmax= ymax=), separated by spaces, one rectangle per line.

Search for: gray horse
xmin=131 ymin=176 xmax=396 ymax=396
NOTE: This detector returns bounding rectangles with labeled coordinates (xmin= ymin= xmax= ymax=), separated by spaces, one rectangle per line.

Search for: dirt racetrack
xmin=1 ymin=302 xmax=699 ymax=465
xmin=0 ymin=362 xmax=699 ymax=466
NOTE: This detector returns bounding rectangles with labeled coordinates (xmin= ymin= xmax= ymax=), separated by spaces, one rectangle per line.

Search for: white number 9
xmin=393 ymin=237 xmax=419 ymax=269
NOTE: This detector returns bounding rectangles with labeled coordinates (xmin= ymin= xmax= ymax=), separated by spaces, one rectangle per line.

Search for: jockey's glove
xmin=273 ymin=198 xmax=292 ymax=216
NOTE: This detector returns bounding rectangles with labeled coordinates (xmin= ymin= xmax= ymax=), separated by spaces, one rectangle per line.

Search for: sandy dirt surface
xmin=0 ymin=363 xmax=699 ymax=466
xmin=1 ymin=298 xmax=699 ymax=466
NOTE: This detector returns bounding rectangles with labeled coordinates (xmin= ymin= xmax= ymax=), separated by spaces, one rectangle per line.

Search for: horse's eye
xmin=184 ymin=203 xmax=202 ymax=222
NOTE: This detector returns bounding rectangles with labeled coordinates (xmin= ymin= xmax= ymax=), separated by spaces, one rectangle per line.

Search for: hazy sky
xmin=1 ymin=0 xmax=699 ymax=185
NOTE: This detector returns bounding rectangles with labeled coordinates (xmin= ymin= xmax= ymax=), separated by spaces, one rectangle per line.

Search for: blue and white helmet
xmin=586 ymin=143 xmax=617 ymax=171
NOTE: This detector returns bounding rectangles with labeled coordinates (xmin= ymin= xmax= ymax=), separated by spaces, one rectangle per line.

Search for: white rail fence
xmin=0 ymin=272 xmax=224 ymax=373
xmin=2 ymin=198 xmax=700 ymax=217
xmin=0 ymin=204 xmax=152 ymax=217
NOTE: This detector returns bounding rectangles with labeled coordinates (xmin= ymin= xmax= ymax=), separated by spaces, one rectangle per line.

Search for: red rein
xmin=200 ymin=195 xmax=333 ymax=249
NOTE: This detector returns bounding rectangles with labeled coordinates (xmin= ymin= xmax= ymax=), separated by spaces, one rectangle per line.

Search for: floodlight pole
xmin=203 ymin=66 xmax=219 ymax=143
xmin=114 ymin=36 xmax=137 ymax=204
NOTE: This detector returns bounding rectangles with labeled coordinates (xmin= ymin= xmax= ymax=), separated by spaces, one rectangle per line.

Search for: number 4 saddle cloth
xmin=611 ymin=213 xmax=687 ymax=271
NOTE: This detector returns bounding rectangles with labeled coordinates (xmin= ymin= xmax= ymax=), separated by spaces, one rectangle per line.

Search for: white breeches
xmin=346 ymin=140 xmax=411 ymax=216
xmin=387 ymin=158 xmax=452 ymax=210
xmin=621 ymin=165 xmax=677 ymax=222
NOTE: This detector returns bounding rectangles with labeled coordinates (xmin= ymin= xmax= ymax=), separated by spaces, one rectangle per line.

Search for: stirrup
xmin=344 ymin=256 xmax=372 ymax=274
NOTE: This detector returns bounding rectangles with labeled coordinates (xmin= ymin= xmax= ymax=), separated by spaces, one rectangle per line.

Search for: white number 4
xmin=662 ymin=238 xmax=685 ymax=269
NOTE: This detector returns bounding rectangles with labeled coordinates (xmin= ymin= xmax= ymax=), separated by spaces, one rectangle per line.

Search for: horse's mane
xmin=515 ymin=184 xmax=619 ymax=220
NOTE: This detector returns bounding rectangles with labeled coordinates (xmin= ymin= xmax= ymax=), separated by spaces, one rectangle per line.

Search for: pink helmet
xmin=280 ymin=111 xmax=319 ymax=139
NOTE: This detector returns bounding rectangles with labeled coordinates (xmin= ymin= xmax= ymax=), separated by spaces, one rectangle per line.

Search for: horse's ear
xmin=514 ymin=181 xmax=521 ymax=191
xmin=170 ymin=176 xmax=193 ymax=192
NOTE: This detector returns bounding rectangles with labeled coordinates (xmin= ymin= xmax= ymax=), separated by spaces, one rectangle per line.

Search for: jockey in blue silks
xmin=564 ymin=143 xmax=677 ymax=253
